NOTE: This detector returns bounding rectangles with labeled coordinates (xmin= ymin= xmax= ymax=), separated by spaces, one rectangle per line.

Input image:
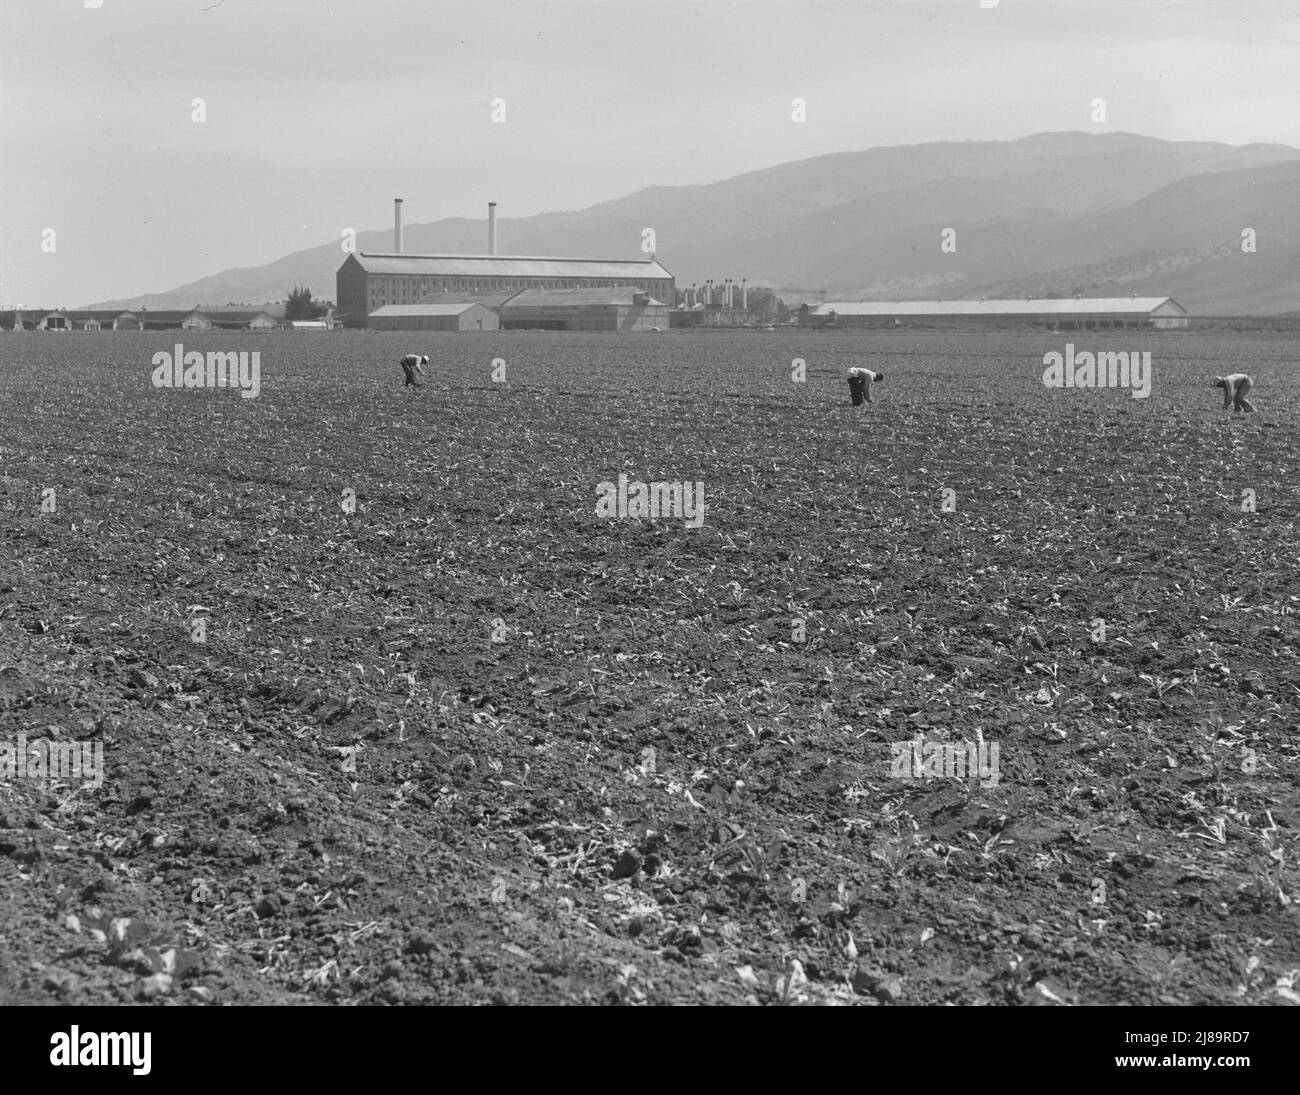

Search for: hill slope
xmin=88 ymin=132 xmax=1300 ymax=314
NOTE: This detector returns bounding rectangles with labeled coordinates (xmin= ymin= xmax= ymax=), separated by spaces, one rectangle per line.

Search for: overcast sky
xmin=2 ymin=0 xmax=1297 ymax=306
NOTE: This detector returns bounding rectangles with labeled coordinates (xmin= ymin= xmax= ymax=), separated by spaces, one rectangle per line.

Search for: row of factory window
xmin=369 ymin=278 xmax=672 ymax=304
xmin=372 ymin=279 xmax=657 ymax=292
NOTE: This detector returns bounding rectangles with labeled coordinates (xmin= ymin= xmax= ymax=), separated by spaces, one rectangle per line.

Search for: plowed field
xmin=1 ymin=329 xmax=1297 ymax=1005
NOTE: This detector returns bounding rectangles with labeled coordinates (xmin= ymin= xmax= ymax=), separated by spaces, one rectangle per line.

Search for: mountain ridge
xmin=86 ymin=131 xmax=1300 ymax=315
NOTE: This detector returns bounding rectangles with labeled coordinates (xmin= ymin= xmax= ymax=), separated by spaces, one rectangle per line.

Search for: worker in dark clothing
xmin=847 ymin=366 xmax=882 ymax=406
xmin=399 ymin=354 xmax=429 ymax=388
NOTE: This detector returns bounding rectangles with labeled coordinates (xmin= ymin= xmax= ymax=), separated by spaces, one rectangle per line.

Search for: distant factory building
xmin=499 ymin=287 xmax=668 ymax=331
xmin=335 ymin=199 xmax=675 ymax=326
xmin=339 ymin=254 xmax=675 ymax=326
xmin=800 ymin=297 xmax=1189 ymax=330
xmin=369 ymin=301 xmax=499 ymax=332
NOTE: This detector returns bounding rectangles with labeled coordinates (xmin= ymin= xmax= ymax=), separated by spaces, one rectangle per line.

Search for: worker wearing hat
xmin=400 ymin=354 xmax=429 ymax=388
xmin=847 ymin=366 xmax=883 ymax=406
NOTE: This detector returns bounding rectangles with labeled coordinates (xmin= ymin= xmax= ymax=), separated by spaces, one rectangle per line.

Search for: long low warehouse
xmin=2 ymin=308 xmax=290 ymax=331
xmin=499 ymin=288 xmax=667 ymax=331
xmin=800 ymin=297 xmax=1190 ymax=330
xmin=369 ymin=301 xmax=499 ymax=331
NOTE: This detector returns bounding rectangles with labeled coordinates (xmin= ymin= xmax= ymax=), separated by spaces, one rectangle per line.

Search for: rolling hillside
xmin=88 ymin=132 xmax=1300 ymax=315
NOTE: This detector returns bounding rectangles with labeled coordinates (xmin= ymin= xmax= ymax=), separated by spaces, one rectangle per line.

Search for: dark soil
xmin=1 ymin=329 xmax=1296 ymax=1005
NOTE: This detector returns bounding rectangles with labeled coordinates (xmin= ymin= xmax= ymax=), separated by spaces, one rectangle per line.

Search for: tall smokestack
xmin=742 ymin=279 xmax=748 ymax=310
xmin=488 ymin=202 xmax=497 ymax=256
xmin=393 ymin=198 xmax=404 ymax=253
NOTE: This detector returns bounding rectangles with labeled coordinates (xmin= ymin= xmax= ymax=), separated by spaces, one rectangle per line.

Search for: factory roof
xmin=503 ymin=287 xmax=666 ymax=308
xmin=135 ymin=310 xmax=207 ymax=322
xmin=808 ymin=297 xmax=1186 ymax=317
xmin=370 ymin=302 xmax=494 ymax=317
xmin=205 ymin=310 xmax=278 ymax=324
xmin=352 ymin=253 xmax=674 ymax=280
xmin=414 ymin=290 xmax=523 ymax=307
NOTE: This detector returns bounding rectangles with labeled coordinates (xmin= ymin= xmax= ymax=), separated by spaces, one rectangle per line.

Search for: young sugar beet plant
xmin=1138 ymin=670 xmax=1187 ymax=700
xmin=1240 ymin=811 xmax=1292 ymax=910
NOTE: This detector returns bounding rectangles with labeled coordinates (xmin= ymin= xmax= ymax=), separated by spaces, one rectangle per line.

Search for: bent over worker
xmin=400 ymin=354 xmax=429 ymax=388
xmin=1214 ymin=373 xmax=1256 ymax=413
xmin=847 ymin=366 xmax=883 ymax=406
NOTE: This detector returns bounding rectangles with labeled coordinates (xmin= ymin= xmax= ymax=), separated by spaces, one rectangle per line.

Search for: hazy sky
xmin=2 ymin=0 xmax=1297 ymax=306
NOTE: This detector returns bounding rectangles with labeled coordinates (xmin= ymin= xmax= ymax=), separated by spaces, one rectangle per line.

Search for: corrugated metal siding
xmin=622 ymin=305 xmax=668 ymax=332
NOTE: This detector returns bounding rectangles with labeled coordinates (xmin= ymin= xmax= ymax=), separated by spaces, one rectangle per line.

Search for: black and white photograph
xmin=1 ymin=0 xmax=1297 ymax=1055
